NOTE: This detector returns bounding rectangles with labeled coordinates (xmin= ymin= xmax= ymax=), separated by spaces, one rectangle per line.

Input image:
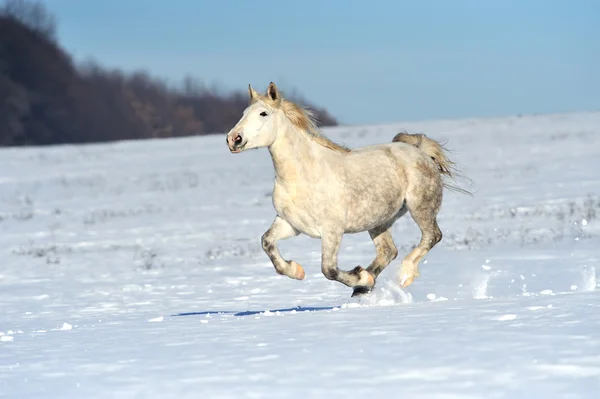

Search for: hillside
xmin=0 ymin=1 xmax=337 ymax=147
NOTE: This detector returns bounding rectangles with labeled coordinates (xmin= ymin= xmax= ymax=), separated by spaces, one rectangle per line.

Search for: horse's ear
xmin=267 ymin=82 xmax=280 ymax=103
xmin=248 ymin=84 xmax=259 ymax=102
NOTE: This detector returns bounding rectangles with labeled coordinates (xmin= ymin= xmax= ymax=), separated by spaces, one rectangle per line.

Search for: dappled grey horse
xmin=226 ymin=82 xmax=468 ymax=296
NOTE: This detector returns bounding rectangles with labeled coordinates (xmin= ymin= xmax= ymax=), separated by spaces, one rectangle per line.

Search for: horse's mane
xmin=253 ymin=93 xmax=350 ymax=153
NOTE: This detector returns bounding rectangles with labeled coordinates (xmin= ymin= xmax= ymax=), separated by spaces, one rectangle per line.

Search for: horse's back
xmin=350 ymin=141 xmax=428 ymax=160
xmin=344 ymin=141 xmax=433 ymax=178
xmin=343 ymin=140 xmax=442 ymax=199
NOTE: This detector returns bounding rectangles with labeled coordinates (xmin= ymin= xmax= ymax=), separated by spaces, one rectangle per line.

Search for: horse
xmin=225 ymin=82 xmax=468 ymax=297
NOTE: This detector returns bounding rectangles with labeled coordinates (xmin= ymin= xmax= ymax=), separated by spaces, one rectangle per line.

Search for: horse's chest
xmin=272 ymin=184 xmax=321 ymax=238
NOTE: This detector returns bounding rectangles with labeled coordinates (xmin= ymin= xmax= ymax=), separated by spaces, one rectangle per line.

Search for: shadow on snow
xmin=171 ymin=305 xmax=339 ymax=317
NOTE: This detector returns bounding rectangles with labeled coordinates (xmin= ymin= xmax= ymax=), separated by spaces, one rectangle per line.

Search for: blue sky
xmin=42 ymin=0 xmax=599 ymax=125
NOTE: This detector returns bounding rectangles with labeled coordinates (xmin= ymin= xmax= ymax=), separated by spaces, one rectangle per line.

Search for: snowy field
xmin=1 ymin=110 xmax=600 ymax=398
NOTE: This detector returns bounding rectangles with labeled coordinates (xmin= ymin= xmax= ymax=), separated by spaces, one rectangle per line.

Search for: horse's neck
xmin=269 ymin=124 xmax=321 ymax=184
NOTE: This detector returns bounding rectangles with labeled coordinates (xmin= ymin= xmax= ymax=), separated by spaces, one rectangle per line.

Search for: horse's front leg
xmin=261 ymin=216 xmax=304 ymax=280
xmin=321 ymin=229 xmax=375 ymax=292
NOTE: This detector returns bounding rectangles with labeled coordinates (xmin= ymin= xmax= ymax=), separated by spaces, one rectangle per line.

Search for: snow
xmin=1 ymin=110 xmax=600 ymax=398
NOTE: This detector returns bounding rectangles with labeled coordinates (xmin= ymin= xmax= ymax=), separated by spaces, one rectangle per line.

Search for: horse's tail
xmin=392 ymin=132 xmax=472 ymax=195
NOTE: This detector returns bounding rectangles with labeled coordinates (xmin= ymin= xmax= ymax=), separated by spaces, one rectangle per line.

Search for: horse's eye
xmin=260 ymin=112 xmax=268 ymax=117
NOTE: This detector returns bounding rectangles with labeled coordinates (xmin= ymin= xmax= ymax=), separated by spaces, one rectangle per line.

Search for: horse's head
xmin=226 ymin=82 xmax=282 ymax=153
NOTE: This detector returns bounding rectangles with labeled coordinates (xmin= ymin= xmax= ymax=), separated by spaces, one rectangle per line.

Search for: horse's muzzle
xmin=226 ymin=132 xmax=245 ymax=153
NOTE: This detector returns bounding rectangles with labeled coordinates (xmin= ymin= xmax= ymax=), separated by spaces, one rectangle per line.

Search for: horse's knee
xmin=322 ymin=266 xmax=339 ymax=281
xmin=261 ymin=232 xmax=274 ymax=253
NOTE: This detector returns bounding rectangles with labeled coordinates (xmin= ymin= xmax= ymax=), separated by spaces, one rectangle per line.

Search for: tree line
xmin=0 ymin=0 xmax=338 ymax=147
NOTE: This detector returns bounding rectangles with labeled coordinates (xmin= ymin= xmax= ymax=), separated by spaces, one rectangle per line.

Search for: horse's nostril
xmin=234 ymin=135 xmax=243 ymax=144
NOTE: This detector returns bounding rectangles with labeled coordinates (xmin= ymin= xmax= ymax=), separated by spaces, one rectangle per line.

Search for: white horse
xmin=226 ymin=82 xmax=467 ymax=296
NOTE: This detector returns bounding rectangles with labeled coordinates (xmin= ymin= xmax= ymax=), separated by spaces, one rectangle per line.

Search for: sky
xmin=40 ymin=0 xmax=599 ymax=125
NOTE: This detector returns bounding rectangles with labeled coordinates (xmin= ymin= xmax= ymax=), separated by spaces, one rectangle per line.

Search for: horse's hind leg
xmin=397 ymin=186 xmax=443 ymax=288
xmin=366 ymin=227 xmax=399 ymax=279
xmin=350 ymin=226 xmax=399 ymax=297
xmin=350 ymin=216 xmax=406 ymax=297
xmin=320 ymin=229 xmax=375 ymax=291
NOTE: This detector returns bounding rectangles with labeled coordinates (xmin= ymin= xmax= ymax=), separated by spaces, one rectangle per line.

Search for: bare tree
xmin=1 ymin=0 xmax=56 ymax=40
xmin=0 ymin=3 xmax=338 ymax=147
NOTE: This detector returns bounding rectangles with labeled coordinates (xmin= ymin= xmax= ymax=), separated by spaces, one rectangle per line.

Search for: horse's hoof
xmin=398 ymin=264 xmax=419 ymax=288
xmin=399 ymin=273 xmax=415 ymax=288
xmin=350 ymin=265 xmax=375 ymax=288
xmin=351 ymin=285 xmax=372 ymax=297
xmin=290 ymin=261 xmax=305 ymax=280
